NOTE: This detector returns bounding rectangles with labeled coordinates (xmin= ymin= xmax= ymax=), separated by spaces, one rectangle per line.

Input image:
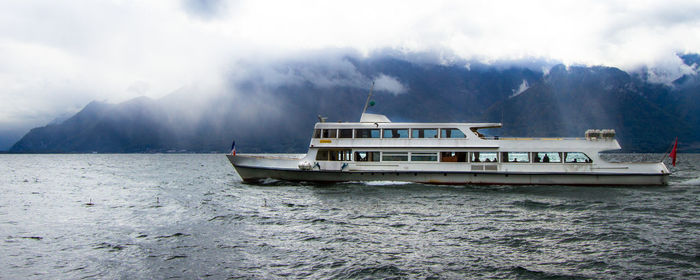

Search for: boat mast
xmin=361 ymin=81 xmax=375 ymax=117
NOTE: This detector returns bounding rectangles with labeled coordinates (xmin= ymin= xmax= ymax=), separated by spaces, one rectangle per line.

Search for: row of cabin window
xmin=316 ymin=150 xmax=592 ymax=163
xmin=313 ymin=128 xmax=466 ymax=139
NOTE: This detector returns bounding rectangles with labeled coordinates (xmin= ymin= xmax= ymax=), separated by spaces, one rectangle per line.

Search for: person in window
xmin=534 ymin=154 xmax=541 ymax=162
xmin=543 ymin=154 xmax=550 ymax=163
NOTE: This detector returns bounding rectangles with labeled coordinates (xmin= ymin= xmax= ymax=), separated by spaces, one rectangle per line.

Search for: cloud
xmin=232 ymin=51 xmax=409 ymax=95
xmin=1 ymin=0 xmax=700 ymax=145
xmin=642 ymin=54 xmax=699 ymax=84
xmin=181 ymin=0 xmax=229 ymax=19
xmin=0 ymin=1 xmax=233 ymax=129
xmin=374 ymin=74 xmax=408 ymax=95
xmin=232 ymin=50 xmax=371 ymax=90
xmin=509 ymin=80 xmax=530 ymax=99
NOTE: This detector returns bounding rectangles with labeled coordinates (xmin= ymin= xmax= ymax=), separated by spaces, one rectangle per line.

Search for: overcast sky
xmin=1 ymin=0 xmax=699 ymax=136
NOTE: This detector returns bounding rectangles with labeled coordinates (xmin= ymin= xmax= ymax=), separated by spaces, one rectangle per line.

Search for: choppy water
xmin=1 ymin=154 xmax=699 ymax=279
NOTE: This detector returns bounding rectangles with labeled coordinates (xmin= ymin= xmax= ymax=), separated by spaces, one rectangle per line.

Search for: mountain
xmin=483 ymin=65 xmax=696 ymax=151
xmin=9 ymin=54 xmax=700 ymax=153
xmin=10 ymin=98 xmax=172 ymax=152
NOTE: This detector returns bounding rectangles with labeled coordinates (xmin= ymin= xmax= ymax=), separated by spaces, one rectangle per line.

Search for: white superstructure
xmin=227 ymin=113 xmax=669 ymax=185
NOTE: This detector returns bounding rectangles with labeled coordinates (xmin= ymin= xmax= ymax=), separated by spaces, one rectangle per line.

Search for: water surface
xmin=1 ymin=154 xmax=698 ymax=279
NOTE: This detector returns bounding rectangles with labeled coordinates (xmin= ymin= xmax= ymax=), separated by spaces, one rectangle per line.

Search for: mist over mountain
xmin=9 ymin=53 xmax=700 ymax=153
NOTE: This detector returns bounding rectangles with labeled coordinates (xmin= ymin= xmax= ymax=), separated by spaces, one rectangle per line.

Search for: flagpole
xmin=659 ymin=141 xmax=673 ymax=163
xmin=659 ymin=137 xmax=677 ymax=164
xmin=361 ymin=81 xmax=375 ymax=117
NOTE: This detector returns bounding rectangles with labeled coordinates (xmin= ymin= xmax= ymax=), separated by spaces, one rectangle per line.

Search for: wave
xmin=678 ymin=177 xmax=700 ymax=186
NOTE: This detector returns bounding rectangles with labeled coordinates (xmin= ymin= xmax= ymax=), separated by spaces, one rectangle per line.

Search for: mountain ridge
xmin=9 ymin=54 xmax=700 ymax=153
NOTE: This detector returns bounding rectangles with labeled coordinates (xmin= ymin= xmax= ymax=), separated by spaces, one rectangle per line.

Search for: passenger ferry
xmin=226 ymin=111 xmax=670 ymax=186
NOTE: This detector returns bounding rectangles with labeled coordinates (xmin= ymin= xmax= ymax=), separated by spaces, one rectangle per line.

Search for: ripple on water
xmin=0 ymin=154 xmax=698 ymax=279
xmin=332 ymin=264 xmax=407 ymax=279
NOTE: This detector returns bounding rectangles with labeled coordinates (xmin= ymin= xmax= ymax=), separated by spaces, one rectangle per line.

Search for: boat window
xmin=471 ymin=152 xmax=498 ymax=162
xmin=411 ymin=128 xmax=438 ymax=138
xmin=355 ymin=129 xmax=381 ymax=138
xmin=383 ymin=128 xmax=409 ymax=138
xmin=316 ymin=149 xmax=351 ymax=161
xmin=502 ymin=152 xmax=529 ymax=163
xmin=321 ymin=129 xmax=337 ymax=138
xmin=339 ymin=129 xmax=353 ymax=138
xmin=313 ymin=129 xmax=321 ymax=138
xmin=470 ymin=128 xmax=486 ymax=139
xmin=565 ymin=152 xmax=591 ymax=163
xmin=411 ymin=152 xmax=438 ymax=161
xmin=315 ymin=150 xmax=328 ymax=160
xmin=440 ymin=128 xmax=466 ymax=138
xmin=382 ymin=152 xmax=408 ymax=161
xmin=440 ymin=152 xmax=467 ymax=162
xmin=533 ymin=152 xmax=561 ymax=163
xmin=330 ymin=150 xmax=351 ymax=161
xmin=354 ymin=151 xmax=380 ymax=162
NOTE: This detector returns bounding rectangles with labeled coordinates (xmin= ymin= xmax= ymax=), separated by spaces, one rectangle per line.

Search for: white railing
xmin=480 ymin=137 xmax=586 ymax=141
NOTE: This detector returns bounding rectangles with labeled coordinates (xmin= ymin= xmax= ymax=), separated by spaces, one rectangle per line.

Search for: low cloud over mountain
xmin=9 ymin=53 xmax=700 ymax=153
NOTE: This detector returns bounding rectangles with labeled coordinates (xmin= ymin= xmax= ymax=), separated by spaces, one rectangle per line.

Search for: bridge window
xmin=565 ymin=152 xmax=591 ymax=163
xmin=440 ymin=152 xmax=467 ymax=162
xmin=412 ymin=128 xmax=438 ymax=138
xmin=502 ymin=152 xmax=529 ymax=163
xmin=383 ymin=128 xmax=409 ymax=138
xmin=356 ymin=129 xmax=381 ymax=138
xmin=339 ymin=129 xmax=353 ymax=138
xmin=313 ymin=129 xmax=321 ymax=138
xmin=471 ymin=152 xmax=498 ymax=162
xmin=533 ymin=152 xmax=561 ymax=163
xmin=354 ymin=151 xmax=380 ymax=162
xmin=382 ymin=152 xmax=408 ymax=161
xmin=411 ymin=152 xmax=438 ymax=162
xmin=321 ymin=129 xmax=337 ymax=138
xmin=441 ymin=128 xmax=466 ymax=138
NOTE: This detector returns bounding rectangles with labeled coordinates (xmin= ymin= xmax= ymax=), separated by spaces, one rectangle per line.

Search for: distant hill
xmin=10 ymin=54 xmax=700 ymax=153
xmin=483 ymin=64 xmax=697 ymax=151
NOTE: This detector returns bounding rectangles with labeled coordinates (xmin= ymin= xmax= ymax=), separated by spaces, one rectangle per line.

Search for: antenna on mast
xmin=361 ymin=81 xmax=375 ymax=117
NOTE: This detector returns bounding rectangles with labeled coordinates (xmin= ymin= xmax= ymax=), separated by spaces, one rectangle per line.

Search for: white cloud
xmin=234 ymin=51 xmax=370 ymax=90
xmin=510 ymin=80 xmax=530 ymax=99
xmin=374 ymin=74 xmax=408 ymax=95
xmin=642 ymin=53 xmax=699 ymax=84
xmin=1 ymin=0 xmax=700 ymax=136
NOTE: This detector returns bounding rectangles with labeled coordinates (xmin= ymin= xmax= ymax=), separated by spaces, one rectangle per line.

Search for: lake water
xmin=1 ymin=154 xmax=698 ymax=279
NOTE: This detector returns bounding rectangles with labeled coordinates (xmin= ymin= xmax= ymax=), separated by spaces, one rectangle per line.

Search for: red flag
xmin=670 ymin=137 xmax=678 ymax=166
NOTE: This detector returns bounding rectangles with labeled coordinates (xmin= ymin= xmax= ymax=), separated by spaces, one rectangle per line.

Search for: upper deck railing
xmin=480 ymin=137 xmax=587 ymax=141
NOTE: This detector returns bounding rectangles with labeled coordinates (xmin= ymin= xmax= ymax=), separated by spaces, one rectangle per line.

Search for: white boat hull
xmin=227 ymin=155 xmax=669 ymax=186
